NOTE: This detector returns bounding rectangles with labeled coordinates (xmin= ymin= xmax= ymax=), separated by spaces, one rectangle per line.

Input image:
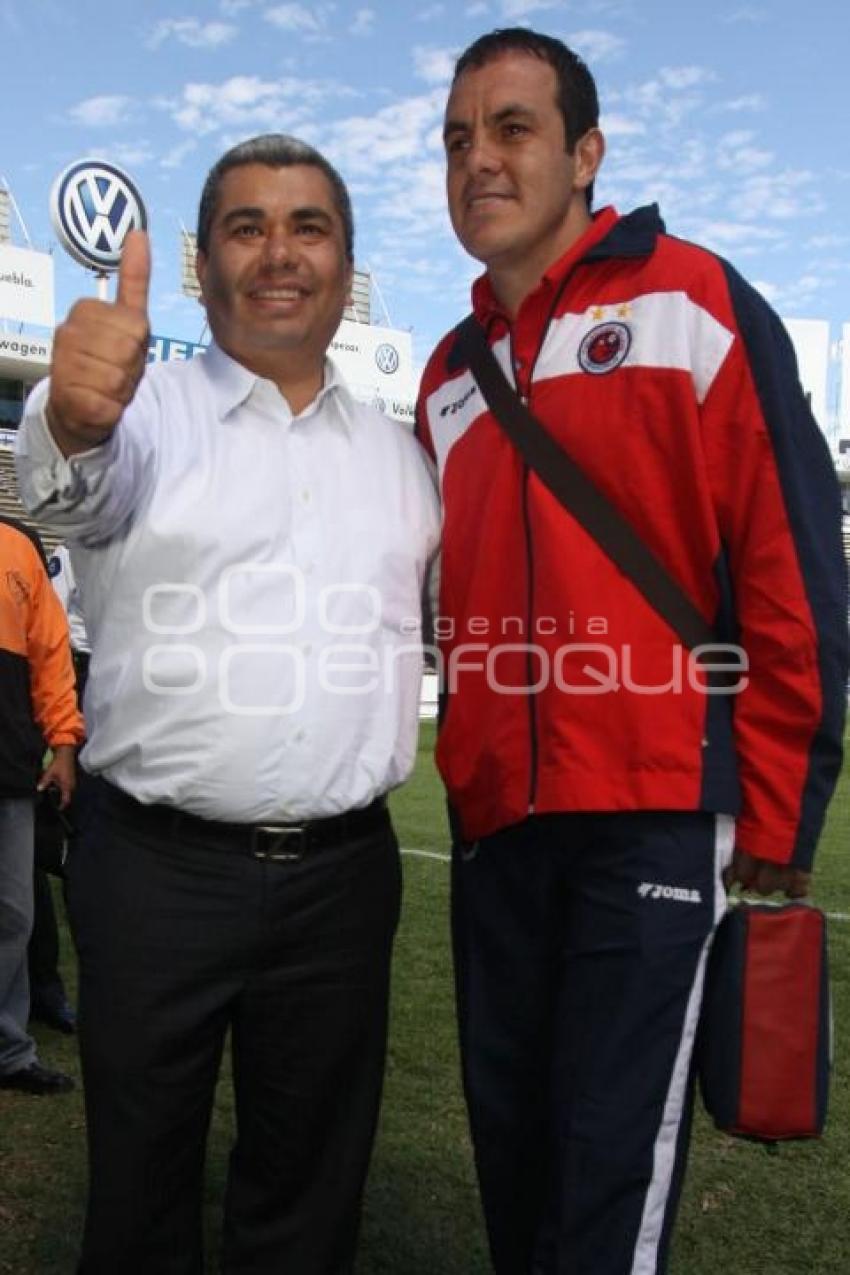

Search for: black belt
xmin=98 ymin=780 xmax=389 ymax=862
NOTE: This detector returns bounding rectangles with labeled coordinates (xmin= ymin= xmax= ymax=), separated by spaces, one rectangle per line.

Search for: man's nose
xmin=465 ymin=132 xmax=502 ymax=174
xmin=262 ymin=229 xmax=298 ymax=267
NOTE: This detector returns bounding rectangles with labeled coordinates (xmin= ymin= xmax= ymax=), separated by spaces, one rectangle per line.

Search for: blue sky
xmin=1 ymin=0 xmax=848 ymax=366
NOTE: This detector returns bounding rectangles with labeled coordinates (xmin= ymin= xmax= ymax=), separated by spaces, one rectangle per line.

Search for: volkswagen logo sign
xmin=50 ymin=159 xmax=147 ymax=273
xmin=375 ymin=343 xmax=400 ymax=375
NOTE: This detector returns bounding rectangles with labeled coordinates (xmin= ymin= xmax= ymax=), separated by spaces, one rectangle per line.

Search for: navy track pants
xmin=451 ymin=809 xmax=733 ymax=1275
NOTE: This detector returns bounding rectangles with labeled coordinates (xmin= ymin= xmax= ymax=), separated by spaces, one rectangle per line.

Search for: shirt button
xmin=294 ymin=729 xmax=306 ymax=743
xmin=301 ymin=488 xmax=311 ymax=504
xmin=302 ymin=643 xmax=312 ymax=656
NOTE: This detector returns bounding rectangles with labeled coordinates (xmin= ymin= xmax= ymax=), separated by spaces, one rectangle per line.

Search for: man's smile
xmin=247 ymin=284 xmax=310 ymax=301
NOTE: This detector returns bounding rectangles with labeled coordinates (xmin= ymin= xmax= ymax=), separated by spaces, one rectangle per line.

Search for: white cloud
xmin=148 ymin=18 xmax=238 ymax=49
xmin=659 ymin=66 xmax=715 ymax=91
xmin=160 ymin=138 xmax=199 ymax=171
xmin=716 ymin=131 xmax=772 ymax=172
xmin=69 ymin=95 xmax=133 ymax=127
xmin=753 ymin=273 xmax=828 ymax=313
xmin=807 ymin=233 xmax=850 ymax=249
xmin=350 ymin=8 xmax=375 ymax=35
xmin=413 ymin=45 xmax=456 ymax=85
xmin=804 ymin=255 xmax=850 ymax=277
xmin=416 ymin=3 xmax=446 ymax=19
xmin=163 ymin=74 xmax=345 ymax=136
xmin=599 ymin=112 xmax=646 ymax=138
xmin=465 ymin=1 xmax=488 ymax=13
xmin=263 ymin=3 xmax=331 ymax=37
xmin=719 ymin=129 xmax=755 ymax=148
xmin=715 ymin=94 xmax=766 ymax=113
xmin=611 ymin=68 xmax=715 ymax=132
xmin=751 ymin=278 xmax=779 ymax=302
xmin=737 ymin=170 xmax=824 ymax=221
xmin=722 ymin=147 xmax=773 ymax=173
xmin=373 ymin=159 xmax=448 ymax=224
xmin=692 ymin=221 xmax=784 ymax=248
xmin=499 ymin=0 xmax=559 ymax=18
xmin=110 ymin=141 xmax=156 ymax=169
xmin=322 ymin=91 xmax=445 ymax=179
xmin=722 ymin=6 xmax=767 ymax=23
xmin=567 ymin=30 xmax=626 ymax=64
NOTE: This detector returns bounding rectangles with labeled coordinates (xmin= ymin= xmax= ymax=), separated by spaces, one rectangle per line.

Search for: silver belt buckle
xmin=251 ymin=824 xmax=307 ymax=861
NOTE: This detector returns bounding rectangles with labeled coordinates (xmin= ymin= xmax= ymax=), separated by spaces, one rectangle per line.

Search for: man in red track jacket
xmin=415 ymin=28 xmax=848 ymax=1275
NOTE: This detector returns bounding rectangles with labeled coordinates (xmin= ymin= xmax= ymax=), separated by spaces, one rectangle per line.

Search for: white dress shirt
xmin=16 ymin=344 xmax=440 ymax=822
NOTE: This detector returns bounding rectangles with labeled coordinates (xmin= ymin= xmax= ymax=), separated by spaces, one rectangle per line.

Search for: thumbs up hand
xmin=47 ymin=230 xmax=151 ymax=455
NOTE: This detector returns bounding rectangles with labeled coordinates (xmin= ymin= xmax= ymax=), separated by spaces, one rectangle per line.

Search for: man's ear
xmin=573 ymin=127 xmax=605 ymax=192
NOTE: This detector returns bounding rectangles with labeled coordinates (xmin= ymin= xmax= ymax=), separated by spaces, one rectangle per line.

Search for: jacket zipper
xmin=512 ymin=264 xmax=584 ymax=816
xmin=521 ymin=456 xmax=538 ymax=812
xmin=503 ymin=322 xmax=541 ymax=814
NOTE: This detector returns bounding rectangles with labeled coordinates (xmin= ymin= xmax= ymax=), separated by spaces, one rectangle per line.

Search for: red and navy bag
xmin=697 ymin=902 xmax=831 ymax=1142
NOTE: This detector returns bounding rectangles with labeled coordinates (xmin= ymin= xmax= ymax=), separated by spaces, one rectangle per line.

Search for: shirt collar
xmin=202 ymin=341 xmax=356 ymax=435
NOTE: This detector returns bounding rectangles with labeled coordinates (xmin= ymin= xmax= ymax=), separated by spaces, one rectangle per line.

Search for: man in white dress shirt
xmin=16 ymin=134 xmax=439 ymax=1275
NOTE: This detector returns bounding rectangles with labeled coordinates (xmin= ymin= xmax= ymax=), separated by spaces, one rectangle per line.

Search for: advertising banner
xmin=329 ymin=320 xmax=417 ymax=425
xmin=0 ymin=244 xmax=55 ymax=326
xmin=148 ymin=334 xmax=206 ymax=363
xmin=0 ymin=330 xmax=52 ymax=381
xmin=782 ymin=317 xmax=829 ymax=439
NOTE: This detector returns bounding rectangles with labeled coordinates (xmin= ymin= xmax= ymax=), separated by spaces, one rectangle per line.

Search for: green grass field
xmin=1 ymin=722 xmax=848 ymax=1273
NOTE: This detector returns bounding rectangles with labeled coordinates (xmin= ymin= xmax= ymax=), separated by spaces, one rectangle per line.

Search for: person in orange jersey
xmin=0 ymin=515 xmax=83 ymax=1094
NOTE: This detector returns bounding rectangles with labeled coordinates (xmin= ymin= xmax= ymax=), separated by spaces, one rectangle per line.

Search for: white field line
xmin=401 ymin=846 xmax=450 ymax=863
xmin=400 ymin=848 xmax=850 ymax=922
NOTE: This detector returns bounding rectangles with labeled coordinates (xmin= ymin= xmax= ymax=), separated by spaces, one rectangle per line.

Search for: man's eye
xmin=297 ymin=223 xmax=325 ymax=237
xmin=232 ymin=224 xmax=260 ymax=237
xmin=504 ymin=123 xmax=528 ymax=137
xmin=446 ymin=137 xmax=469 ymax=155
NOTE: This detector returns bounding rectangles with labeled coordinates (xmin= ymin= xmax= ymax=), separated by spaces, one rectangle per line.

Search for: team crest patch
xmin=578 ymin=321 xmax=632 ymax=375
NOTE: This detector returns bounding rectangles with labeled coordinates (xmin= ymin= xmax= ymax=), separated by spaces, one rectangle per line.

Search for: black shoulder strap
xmin=455 ymin=314 xmax=716 ymax=651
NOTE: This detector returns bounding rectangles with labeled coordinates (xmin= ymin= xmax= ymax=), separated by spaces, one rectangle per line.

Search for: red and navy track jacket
xmin=0 ymin=516 xmax=84 ymax=797
xmin=416 ymin=205 xmax=848 ymax=866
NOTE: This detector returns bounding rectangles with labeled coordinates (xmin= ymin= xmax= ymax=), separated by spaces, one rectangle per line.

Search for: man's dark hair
xmin=452 ymin=28 xmax=600 ymax=206
xmin=196 ymin=134 xmax=354 ymax=261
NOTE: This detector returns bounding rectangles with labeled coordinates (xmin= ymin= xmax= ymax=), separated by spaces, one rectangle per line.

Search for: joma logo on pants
xmin=637 ymin=882 xmax=702 ymax=904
